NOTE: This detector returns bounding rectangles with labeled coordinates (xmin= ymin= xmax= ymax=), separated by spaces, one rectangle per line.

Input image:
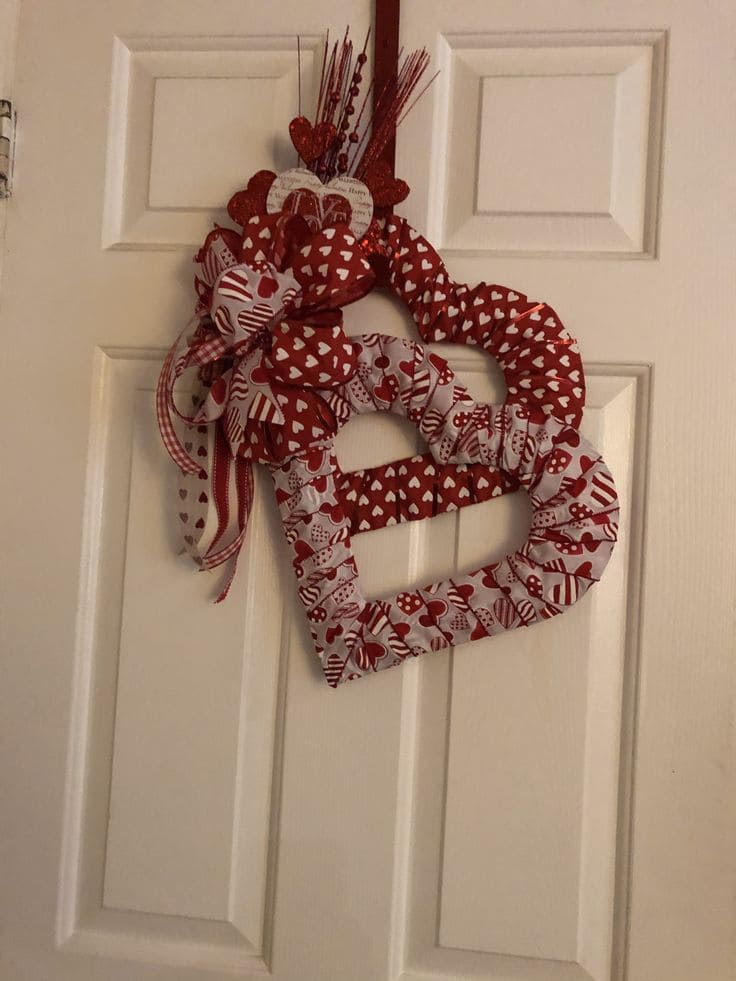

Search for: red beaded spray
xmin=288 ymin=29 xmax=435 ymax=202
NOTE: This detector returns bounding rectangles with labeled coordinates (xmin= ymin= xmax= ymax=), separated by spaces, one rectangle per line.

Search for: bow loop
xmin=287 ymin=225 xmax=375 ymax=311
xmin=210 ymin=262 xmax=300 ymax=347
xmin=194 ymin=226 xmax=242 ymax=316
xmin=268 ymin=323 xmax=358 ymax=389
xmin=239 ymin=212 xmax=312 ymax=269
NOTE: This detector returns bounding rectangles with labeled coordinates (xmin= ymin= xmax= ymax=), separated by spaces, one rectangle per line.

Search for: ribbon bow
xmin=156 ymin=212 xmax=374 ymax=599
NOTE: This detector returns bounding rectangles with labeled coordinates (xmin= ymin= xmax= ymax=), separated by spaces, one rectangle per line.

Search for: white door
xmin=2 ymin=2 xmax=734 ymax=980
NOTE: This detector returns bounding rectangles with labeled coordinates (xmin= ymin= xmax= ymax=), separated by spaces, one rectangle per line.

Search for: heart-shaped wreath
xmin=157 ymin=32 xmax=619 ymax=687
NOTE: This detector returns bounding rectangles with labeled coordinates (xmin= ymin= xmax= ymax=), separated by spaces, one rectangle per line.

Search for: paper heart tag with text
xmin=267 ymin=168 xmax=374 ymax=238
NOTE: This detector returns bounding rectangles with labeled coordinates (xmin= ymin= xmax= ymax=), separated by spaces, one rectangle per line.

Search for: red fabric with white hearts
xmin=329 ymin=212 xmax=585 ymax=532
xmin=337 ymin=453 xmax=517 ymax=533
xmin=269 ymin=334 xmax=618 ymax=687
xmin=371 ymin=215 xmax=585 ymax=428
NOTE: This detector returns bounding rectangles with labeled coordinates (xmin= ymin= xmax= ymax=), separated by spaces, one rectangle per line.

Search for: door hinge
xmin=1 ymin=100 xmax=16 ymax=199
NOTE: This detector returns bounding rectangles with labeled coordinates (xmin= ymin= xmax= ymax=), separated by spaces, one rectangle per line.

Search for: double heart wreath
xmin=157 ymin=35 xmax=619 ymax=687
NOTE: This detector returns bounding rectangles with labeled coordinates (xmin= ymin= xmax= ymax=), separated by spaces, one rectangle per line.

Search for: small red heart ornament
xmin=362 ymin=159 xmax=410 ymax=207
xmin=289 ymin=116 xmax=337 ymax=163
xmin=227 ymin=170 xmax=276 ymax=226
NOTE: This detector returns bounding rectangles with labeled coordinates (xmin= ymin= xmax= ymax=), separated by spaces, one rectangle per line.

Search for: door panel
xmin=397 ymin=4 xmax=734 ymax=981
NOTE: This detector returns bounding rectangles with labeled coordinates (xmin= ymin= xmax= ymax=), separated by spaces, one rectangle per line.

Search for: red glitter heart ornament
xmin=362 ymin=160 xmax=410 ymax=207
xmin=289 ymin=116 xmax=338 ymax=163
xmin=227 ymin=170 xmax=276 ymax=227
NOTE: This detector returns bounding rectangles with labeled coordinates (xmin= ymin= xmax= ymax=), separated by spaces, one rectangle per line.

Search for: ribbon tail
xmin=225 ymin=352 xmax=284 ymax=451
xmin=176 ymin=423 xmax=236 ymax=572
xmin=157 ymin=319 xmax=205 ymax=475
xmin=175 ymin=394 xmax=217 ymax=567
xmin=198 ymin=423 xmax=236 ymax=558
xmin=212 ymin=456 xmax=254 ymax=603
xmin=179 ymin=419 xmax=252 ymax=598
